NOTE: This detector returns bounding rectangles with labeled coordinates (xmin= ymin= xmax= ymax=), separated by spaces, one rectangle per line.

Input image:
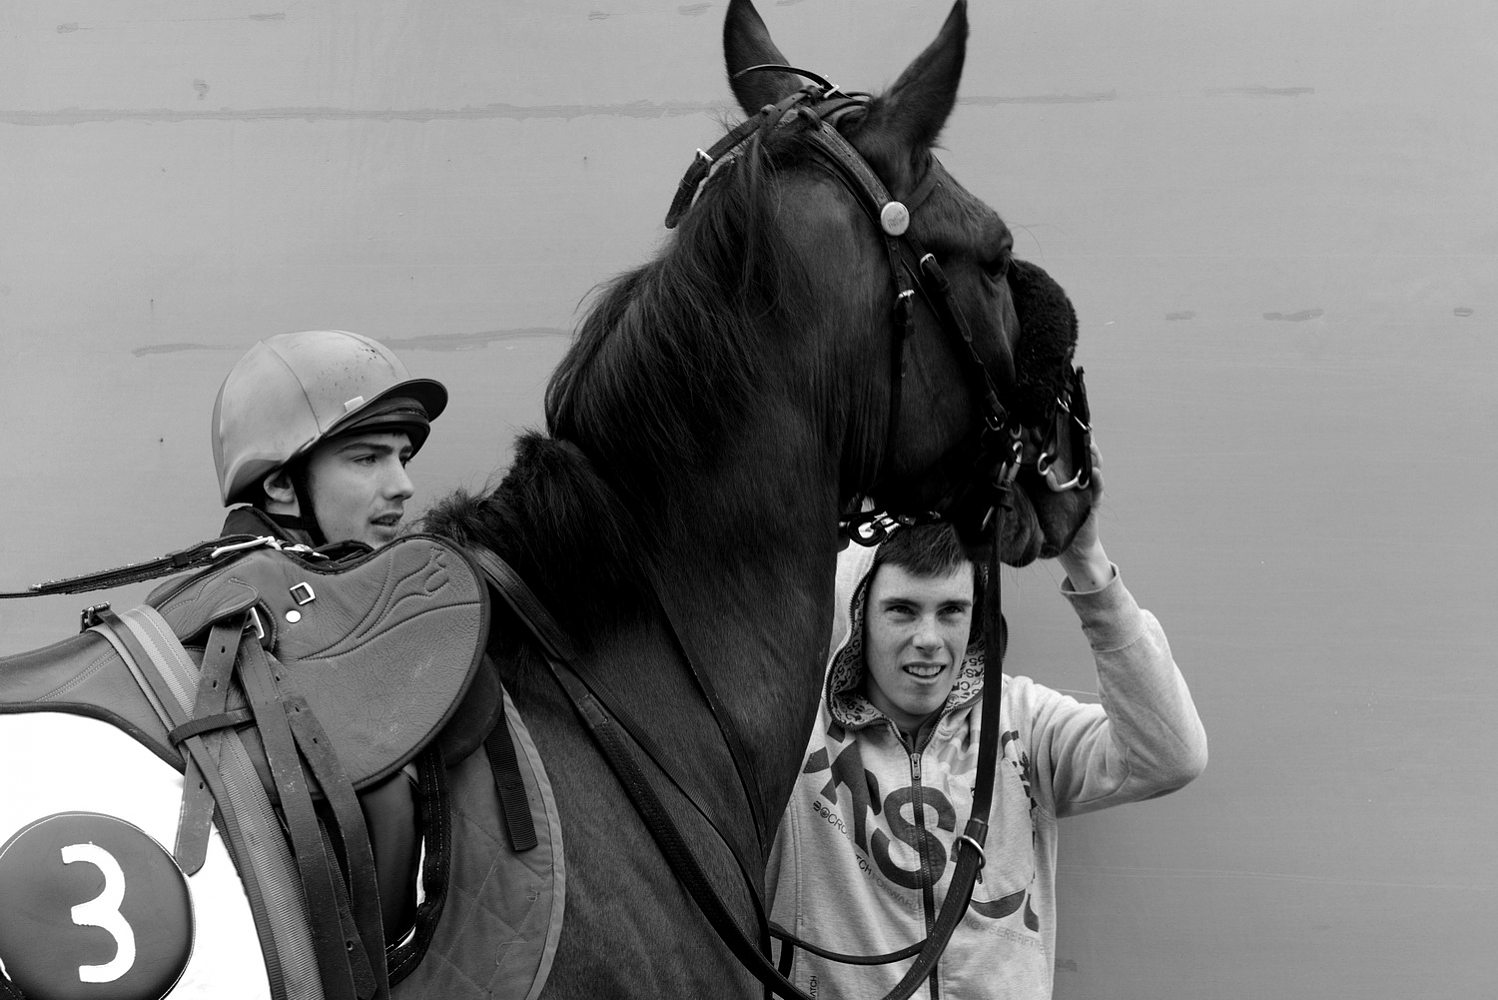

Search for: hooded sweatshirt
xmin=766 ymin=544 xmax=1207 ymax=1000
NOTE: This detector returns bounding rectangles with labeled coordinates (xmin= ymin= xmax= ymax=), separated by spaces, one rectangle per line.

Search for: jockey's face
xmin=862 ymin=562 xmax=974 ymax=736
xmin=305 ymin=430 xmax=415 ymax=548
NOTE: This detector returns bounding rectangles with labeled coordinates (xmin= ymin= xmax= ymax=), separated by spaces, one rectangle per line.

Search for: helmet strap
xmin=286 ymin=457 xmax=328 ymax=547
xmin=264 ymin=510 xmax=312 ymax=534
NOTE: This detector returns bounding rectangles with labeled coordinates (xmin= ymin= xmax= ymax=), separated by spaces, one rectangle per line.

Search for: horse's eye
xmin=984 ymin=250 xmax=1012 ymax=280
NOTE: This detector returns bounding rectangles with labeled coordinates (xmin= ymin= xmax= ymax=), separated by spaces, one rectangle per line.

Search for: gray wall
xmin=4 ymin=2 xmax=1494 ymax=996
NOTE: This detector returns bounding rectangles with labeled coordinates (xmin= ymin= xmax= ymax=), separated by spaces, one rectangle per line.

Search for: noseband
xmin=666 ymin=70 xmax=1091 ymax=547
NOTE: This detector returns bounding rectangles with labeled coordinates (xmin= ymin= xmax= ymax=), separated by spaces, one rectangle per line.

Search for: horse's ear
xmin=724 ymin=0 xmax=802 ymax=114
xmin=861 ymin=1 xmax=968 ymax=159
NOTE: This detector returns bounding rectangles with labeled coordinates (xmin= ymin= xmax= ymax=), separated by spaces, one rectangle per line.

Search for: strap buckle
xmin=246 ymin=606 xmax=268 ymax=645
xmin=80 ymin=602 xmax=111 ymax=632
xmin=956 ymin=834 xmax=987 ymax=882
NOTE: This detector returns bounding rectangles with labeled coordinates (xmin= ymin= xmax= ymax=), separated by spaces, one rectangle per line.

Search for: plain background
xmin=3 ymin=2 xmax=1496 ymax=996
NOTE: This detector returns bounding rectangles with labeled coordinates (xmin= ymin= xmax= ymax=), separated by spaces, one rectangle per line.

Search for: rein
xmin=0 ymin=535 xmax=332 ymax=602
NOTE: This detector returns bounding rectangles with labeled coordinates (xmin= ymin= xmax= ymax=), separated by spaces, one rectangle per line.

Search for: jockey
xmin=212 ymin=329 xmax=447 ymax=549
xmin=768 ymin=458 xmax=1208 ymax=1000
xmin=211 ymin=330 xmax=448 ymax=942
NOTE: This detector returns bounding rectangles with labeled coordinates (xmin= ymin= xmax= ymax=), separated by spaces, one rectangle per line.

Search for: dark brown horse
xmin=421 ymin=0 xmax=1093 ymax=995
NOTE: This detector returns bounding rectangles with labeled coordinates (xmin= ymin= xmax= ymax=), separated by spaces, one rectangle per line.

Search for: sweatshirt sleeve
xmin=1024 ymin=568 xmax=1208 ymax=818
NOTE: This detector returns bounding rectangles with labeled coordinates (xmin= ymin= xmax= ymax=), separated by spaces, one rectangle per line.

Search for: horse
xmin=0 ymin=0 xmax=1094 ymax=997
xmin=418 ymin=0 xmax=1093 ymax=995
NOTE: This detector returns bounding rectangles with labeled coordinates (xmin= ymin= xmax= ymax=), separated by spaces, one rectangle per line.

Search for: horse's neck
xmin=519 ymin=365 xmax=856 ymax=832
xmin=634 ymin=446 xmax=843 ymax=832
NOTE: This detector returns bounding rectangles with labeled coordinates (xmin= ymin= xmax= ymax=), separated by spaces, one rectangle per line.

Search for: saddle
xmin=0 ymin=535 xmax=519 ymax=1000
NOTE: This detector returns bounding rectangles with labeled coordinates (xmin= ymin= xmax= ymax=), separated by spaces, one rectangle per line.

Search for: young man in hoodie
xmin=767 ymin=460 xmax=1207 ymax=1000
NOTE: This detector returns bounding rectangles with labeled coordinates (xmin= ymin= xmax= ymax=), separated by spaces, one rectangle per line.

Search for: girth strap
xmin=385 ymin=746 xmax=452 ymax=983
xmin=485 ymin=709 xmax=539 ymax=852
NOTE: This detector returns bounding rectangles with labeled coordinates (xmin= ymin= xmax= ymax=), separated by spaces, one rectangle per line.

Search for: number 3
xmin=60 ymin=843 xmax=136 ymax=983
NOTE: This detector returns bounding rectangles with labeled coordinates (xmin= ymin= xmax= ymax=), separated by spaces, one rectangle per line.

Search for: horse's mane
xmin=422 ymin=436 xmax=648 ymax=643
xmin=545 ymin=127 xmax=822 ymax=497
xmin=425 ymin=123 xmax=825 ymax=637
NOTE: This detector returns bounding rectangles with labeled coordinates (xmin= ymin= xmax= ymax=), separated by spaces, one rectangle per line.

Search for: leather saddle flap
xmin=149 ymin=534 xmax=491 ymax=788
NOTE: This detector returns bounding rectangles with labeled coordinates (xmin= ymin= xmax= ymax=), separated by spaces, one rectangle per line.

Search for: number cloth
xmin=0 ymin=713 xmax=268 ymax=999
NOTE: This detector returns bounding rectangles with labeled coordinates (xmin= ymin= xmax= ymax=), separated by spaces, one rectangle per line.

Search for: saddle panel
xmin=0 ymin=630 xmax=175 ymax=764
xmin=392 ymin=687 xmax=564 ymax=1000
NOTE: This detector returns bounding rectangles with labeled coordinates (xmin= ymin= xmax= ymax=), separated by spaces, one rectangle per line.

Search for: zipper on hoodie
xmin=886 ymin=713 xmax=957 ymax=1000
xmin=904 ymin=741 xmax=941 ymax=1000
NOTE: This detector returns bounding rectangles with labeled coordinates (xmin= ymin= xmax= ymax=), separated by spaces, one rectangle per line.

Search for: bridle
xmin=668 ymin=68 xmax=1091 ymax=551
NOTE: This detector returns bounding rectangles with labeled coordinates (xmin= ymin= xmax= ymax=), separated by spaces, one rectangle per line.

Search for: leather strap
xmin=664 ymin=90 xmax=814 ymax=229
xmin=168 ymin=707 xmax=254 ymax=744
xmin=0 ymin=534 xmax=287 ymax=599
xmin=386 ymin=747 xmax=452 ymax=984
xmin=239 ymin=639 xmax=377 ymax=1000
xmin=279 ymin=681 xmax=388 ymax=1000
xmin=175 ymin=617 xmax=246 ymax=874
xmin=485 ymin=710 xmax=539 ymax=852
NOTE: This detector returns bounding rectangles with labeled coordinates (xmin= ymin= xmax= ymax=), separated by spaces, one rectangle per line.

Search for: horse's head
xmin=719 ymin=0 xmax=1093 ymax=565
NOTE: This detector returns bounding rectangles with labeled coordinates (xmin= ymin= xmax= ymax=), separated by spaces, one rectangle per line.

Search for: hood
xmin=825 ymin=554 xmax=993 ymax=731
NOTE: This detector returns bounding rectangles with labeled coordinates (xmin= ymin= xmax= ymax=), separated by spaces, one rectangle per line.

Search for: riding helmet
xmin=212 ymin=330 xmax=448 ymax=506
